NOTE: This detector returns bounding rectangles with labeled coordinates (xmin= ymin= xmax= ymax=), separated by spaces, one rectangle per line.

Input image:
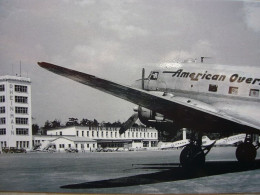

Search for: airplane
xmin=38 ymin=58 xmax=260 ymax=168
xmin=215 ymin=134 xmax=246 ymax=146
xmin=201 ymin=136 xmax=216 ymax=147
xmin=160 ymin=128 xmax=190 ymax=150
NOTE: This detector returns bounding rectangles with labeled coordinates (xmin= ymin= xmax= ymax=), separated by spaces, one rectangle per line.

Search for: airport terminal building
xmin=33 ymin=126 xmax=158 ymax=152
xmin=0 ymin=75 xmax=32 ymax=150
xmin=0 ymin=75 xmax=158 ymax=152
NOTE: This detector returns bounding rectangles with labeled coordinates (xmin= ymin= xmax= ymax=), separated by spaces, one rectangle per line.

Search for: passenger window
xmin=228 ymin=86 xmax=238 ymax=95
xmin=208 ymin=84 xmax=218 ymax=92
xmin=249 ymin=89 xmax=259 ymax=97
xmin=149 ymin=72 xmax=159 ymax=80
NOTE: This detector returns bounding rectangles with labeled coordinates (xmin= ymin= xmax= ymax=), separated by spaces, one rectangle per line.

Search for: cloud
xmin=244 ymin=2 xmax=260 ymax=32
xmin=0 ymin=0 xmax=260 ymax=126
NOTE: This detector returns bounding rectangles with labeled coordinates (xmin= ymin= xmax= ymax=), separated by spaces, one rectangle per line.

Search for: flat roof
xmin=0 ymin=75 xmax=31 ymax=83
xmin=52 ymin=136 xmax=95 ymax=142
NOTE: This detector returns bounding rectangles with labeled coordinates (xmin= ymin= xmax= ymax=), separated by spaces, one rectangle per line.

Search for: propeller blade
xmin=119 ymin=113 xmax=139 ymax=134
xmin=142 ymin=68 xmax=145 ymax=90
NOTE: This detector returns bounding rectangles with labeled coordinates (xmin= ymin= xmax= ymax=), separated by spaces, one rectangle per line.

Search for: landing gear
xmin=179 ymin=132 xmax=215 ymax=169
xmin=236 ymin=134 xmax=257 ymax=163
xmin=180 ymin=144 xmax=205 ymax=168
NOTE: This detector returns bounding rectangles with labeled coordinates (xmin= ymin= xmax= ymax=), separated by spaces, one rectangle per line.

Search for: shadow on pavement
xmin=61 ymin=159 xmax=260 ymax=189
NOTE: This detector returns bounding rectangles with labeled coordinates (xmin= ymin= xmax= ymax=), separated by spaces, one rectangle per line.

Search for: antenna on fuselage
xmin=142 ymin=68 xmax=145 ymax=90
xmin=201 ymin=57 xmax=211 ymax=63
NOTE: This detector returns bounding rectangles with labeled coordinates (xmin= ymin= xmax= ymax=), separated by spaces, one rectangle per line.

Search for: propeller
xmin=119 ymin=113 xmax=139 ymax=134
xmin=119 ymin=68 xmax=145 ymax=134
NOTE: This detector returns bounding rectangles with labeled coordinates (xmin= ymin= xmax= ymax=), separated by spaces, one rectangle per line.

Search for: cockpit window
xmin=149 ymin=71 xmax=159 ymax=80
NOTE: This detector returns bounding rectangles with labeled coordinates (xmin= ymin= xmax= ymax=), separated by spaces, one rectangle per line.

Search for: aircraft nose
xmin=131 ymin=79 xmax=142 ymax=89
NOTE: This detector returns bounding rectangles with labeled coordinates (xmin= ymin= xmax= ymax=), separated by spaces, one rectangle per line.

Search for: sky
xmin=0 ymin=0 xmax=260 ymax=126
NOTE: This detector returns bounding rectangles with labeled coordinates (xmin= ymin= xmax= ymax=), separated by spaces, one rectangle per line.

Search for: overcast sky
xmin=0 ymin=0 xmax=260 ymax=126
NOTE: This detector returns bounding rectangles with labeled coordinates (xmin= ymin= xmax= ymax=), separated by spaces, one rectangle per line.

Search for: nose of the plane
xmin=131 ymin=79 xmax=142 ymax=89
xmin=131 ymin=79 xmax=149 ymax=90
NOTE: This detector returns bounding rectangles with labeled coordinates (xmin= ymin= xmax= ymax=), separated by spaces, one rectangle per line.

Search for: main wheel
xmin=236 ymin=142 xmax=256 ymax=163
xmin=180 ymin=144 xmax=205 ymax=169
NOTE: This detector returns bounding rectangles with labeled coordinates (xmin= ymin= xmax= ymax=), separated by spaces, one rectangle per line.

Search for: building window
xmin=1 ymin=141 xmax=7 ymax=147
xmin=68 ymin=144 xmax=71 ymax=148
xmin=143 ymin=141 xmax=149 ymax=147
xmin=208 ymin=84 xmax=218 ymax=92
xmin=249 ymin=89 xmax=259 ymax=97
xmin=0 ymin=118 xmax=6 ymax=125
xmin=60 ymin=131 xmax=62 ymax=136
xmin=101 ymin=131 xmax=104 ymax=137
xmin=59 ymin=144 xmax=65 ymax=148
xmin=16 ymin=117 xmax=28 ymax=125
xmin=92 ymin=131 xmax=94 ymax=137
xmin=151 ymin=141 xmax=157 ymax=147
xmin=16 ymin=128 xmax=28 ymax=135
xmin=0 ymin=96 xmax=5 ymax=103
xmin=87 ymin=144 xmax=89 ymax=148
xmin=87 ymin=131 xmax=89 ymax=137
xmin=76 ymin=131 xmax=79 ymax=136
xmin=15 ymin=107 xmax=28 ymax=114
xmin=0 ymin=128 xmax=6 ymax=135
xmin=15 ymin=96 xmax=28 ymax=103
xmin=132 ymin=132 xmax=134 ymax=137
xmin=228 ymin=87 xmax=238 ymax=95
xmin=15 ymin=85 xmax=27 ymax=93
xmin=106 ymin=132 xmax=108 ymax=137
xmin=136 ymin=132 xmax=138 ymax=137
xmin=115 ymin=132 xmax=117 ymax=138
xmin=93 ymin=144 xmax=95 ymax=148
xmin=0 ymin=85 xmax=4 ymax=91
xmin=111 ymin=132 xmax=113 ymax=138
xmin=82 ymin=131 xmax=84 ymax=137
xmin=0 ymin=107 xmax=5 ymax=114
xmin=81 ymin=144 xmax=84 ymax=149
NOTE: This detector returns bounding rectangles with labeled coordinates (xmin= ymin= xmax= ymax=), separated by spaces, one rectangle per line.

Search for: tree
xmin=66 ymin=118 xmax=79 ymax=126
xmin=51 ymin=119 xmax=61 ymax=128
xmin=80 ymin=118 xmax=89 ymax=126
xmin=93 ymin=119 xmax=99 ymax=126
xmin=42 ymin=120 xmax=51 ymax=135
xmin=32 ymin=124 xmax=39 ymax=135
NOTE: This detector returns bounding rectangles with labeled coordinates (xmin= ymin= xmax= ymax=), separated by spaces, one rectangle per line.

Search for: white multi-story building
xmin=0 ymin=75 xmax=32 ymax=149
xmin=33 ymin=126 xmax=158 ymax=152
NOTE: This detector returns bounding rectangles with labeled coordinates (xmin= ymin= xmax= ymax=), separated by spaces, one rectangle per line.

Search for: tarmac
xmin=0 ymin=147 xmax=260 ymax=194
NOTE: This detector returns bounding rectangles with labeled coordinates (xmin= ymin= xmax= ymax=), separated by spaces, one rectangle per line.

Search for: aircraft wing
xmin=38 ymin=62 xmax=260 ymax=134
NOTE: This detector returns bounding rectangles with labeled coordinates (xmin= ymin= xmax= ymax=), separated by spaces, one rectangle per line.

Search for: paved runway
xmin=0 ymin=147 xmax=260 ymax=194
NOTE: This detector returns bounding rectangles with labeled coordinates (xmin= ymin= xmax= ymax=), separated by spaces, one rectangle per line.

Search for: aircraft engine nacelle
xmin=137 ymin=106 xmax=166 ymax=126
xmin=136 ymin=106 xmax=178 ymax=138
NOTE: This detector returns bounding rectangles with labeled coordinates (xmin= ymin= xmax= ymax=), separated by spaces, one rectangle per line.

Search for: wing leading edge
xmin=38 ymin=62 xmax=260 ymax=134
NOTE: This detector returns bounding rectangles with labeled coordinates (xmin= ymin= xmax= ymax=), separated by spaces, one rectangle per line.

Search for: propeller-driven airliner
xmin=38 ymin=58 xmax=260 ymax=168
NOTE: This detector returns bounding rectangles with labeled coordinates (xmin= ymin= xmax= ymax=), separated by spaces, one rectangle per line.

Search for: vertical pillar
xmin=183 ymin=128 xmax=187 ymax=140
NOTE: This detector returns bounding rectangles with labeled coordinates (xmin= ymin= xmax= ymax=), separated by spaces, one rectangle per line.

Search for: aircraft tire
xmin=236 ymin=142 xmax=256 ymax=163
xmin=180 ymin=144 xmax=205 ymax=169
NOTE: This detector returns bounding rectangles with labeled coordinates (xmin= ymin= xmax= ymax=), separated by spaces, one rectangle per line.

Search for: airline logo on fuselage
xmin=163 ymin=69 xmax=260 ymax=85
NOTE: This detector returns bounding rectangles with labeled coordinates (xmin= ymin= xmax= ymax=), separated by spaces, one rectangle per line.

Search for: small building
xmin=33 ymin=126 xmax=158 ymax=152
